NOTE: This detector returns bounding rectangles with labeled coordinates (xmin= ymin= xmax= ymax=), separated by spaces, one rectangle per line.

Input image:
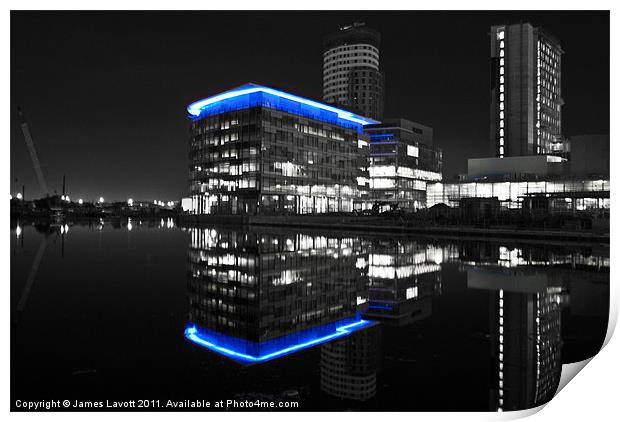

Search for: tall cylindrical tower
xmin=323 ymin=22 xmax=384 ymax=120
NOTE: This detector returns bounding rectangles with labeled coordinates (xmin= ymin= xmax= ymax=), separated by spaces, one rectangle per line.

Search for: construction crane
xmin=17 ymin=106 xmax=48 ymax=195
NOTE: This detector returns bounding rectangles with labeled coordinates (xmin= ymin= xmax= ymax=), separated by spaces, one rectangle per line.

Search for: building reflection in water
xmin=363 ymin=241 xmax=443 ymax=325
xmin=464 ymin=243 xmax=570 ymax=411
xmin=320 ymin=323 xmax=381 ymax=402
xmin=185 ymin=227 xmax=376 ymax=363
xmin=472 ymin=270 xmax=563 ymax=411
xmin=183 ymin=226 xmax=607 ymax=409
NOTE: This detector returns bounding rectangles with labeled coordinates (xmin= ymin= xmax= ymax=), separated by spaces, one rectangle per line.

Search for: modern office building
xmin=490 ymin=23 xmax=564 ymax=158
xmin=186 ymin=84 xmax=377 ymax=215
xmin=185 ymin=227 xmax=373 ymax=363
xmin=365 ymin=119 xmax=443 ymax=210
xmin=323 ymin=22 xmax=385 ymax=120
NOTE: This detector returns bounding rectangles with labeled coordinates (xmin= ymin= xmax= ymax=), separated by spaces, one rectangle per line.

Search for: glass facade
xmin=365 ymin=120 xmax=443 ymax=210
xmin=427 ymin=178 xmax=609 ymax=210
xmin=187 ymin=85 xmax=374 ymax=215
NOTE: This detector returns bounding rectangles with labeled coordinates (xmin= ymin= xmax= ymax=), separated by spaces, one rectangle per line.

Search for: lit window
xmin=407 ymin=144 xmax=419 ymax=157
xmin=497 ymin=30 xmax=505 ymax=40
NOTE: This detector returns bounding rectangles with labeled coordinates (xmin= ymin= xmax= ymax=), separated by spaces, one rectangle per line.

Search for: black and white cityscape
xmin=10 ymin=10 xmax=610 ymax=413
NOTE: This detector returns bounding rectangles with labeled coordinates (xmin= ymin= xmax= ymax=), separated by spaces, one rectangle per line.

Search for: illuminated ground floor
xmin=427 ymin=178 xmax=610 ymax=212
xmin=182 ymin=177 xmax=610 ymax=215
xmin=183 ymin=190 xmax=373 ymax=215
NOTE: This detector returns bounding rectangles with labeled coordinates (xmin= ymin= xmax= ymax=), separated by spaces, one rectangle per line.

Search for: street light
xmin=78 ymin=199 xmax=83 ymax=205
xmin=99 ymin=197 xmax=105 ymax=203
xmin=127 ymin=198 xmax=134 ymax=206
xmin=16 ymin=192 xmax=23 ymax=200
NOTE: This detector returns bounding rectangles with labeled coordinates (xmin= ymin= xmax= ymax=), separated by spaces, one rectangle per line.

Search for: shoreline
xmin=178 ymin=215 xmax=610 ymax=244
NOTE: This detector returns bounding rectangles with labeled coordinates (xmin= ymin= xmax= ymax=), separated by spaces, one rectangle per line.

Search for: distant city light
xmin=65 ymin=195 xmax=70 ymax=202
xmin=61 ymin=195 xmax=65 ymax=201
xmin=127 ymin=198 xmax=134 ymax=206
xmin=153 ymin=200 xmax=158 ymax=205
xmin=127 ymin=218 xmax=133 ymax=231
xmin=78 ymin=199 xmax=83 ymax=205
xmin=99 ymin=197 xmax=105 ymax=203
xmin=16 ymin=225 xmax=21 ymax=238
xmin=16 ymin=192 xmax=23 ymax=200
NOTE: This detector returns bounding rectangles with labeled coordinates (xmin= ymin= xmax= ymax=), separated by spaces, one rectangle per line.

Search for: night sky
xmin=10 ymin=11 xmax=609 ymax=201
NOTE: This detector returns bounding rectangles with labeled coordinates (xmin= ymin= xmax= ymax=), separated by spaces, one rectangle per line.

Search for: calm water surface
xmin=10 ymin=219 xmax=609 ymax=411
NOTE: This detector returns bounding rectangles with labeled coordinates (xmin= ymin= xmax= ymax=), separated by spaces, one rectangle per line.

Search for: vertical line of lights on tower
xmin=536 ymin=40 xmax=542 ymax=154
xmin=498 ymin=29 xmax=505 ymax=158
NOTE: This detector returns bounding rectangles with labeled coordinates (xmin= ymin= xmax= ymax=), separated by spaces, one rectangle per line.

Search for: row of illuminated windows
xmin=324 ymin=58 xmax=379 ymax=73
xmin=324 ymin=71 xmax=381 ymax=85
xmin=324 ymin=69 xmax=380 ymax=83
xmin=192 ymin=161 xmax=259 ymax=176
xmin=324 ymin=44 xmax=378 ymax=56
xmin=324 ymin=51 xmax=378 ymax=62
xmin=193 ymin=131 xmax=240 ymax=148
xmin=324 ymin=84 xmax=380 ymax=96
xmin=191 ymin=147 xmax=257 ymax=163
xmin=325 ymin=74 xmax=382 ymax=87
xmin=200 ymin=177 xmax=258 ymax=191
xmin=192 ymin=118 xmax=240 ymax=134
xmin=325 ymin=84 xmax=381 ymax=96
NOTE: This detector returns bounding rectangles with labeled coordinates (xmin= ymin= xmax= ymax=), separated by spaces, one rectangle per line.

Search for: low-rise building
xmin=365 ymin=119 xmax=443 ymax=211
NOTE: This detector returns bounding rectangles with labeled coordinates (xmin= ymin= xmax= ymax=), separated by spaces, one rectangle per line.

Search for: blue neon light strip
xmin=187 ymin=84 xmax=379 ymax=129
xmin=369 ymin=134 xmax=396 ymax=144
xmin=368 ymin=303 xmax=393 ymax=311
xmin=369 ymin=133 xmax=395 ymax=139
xmin=185 ymin=318 xmax=375 ymax=364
